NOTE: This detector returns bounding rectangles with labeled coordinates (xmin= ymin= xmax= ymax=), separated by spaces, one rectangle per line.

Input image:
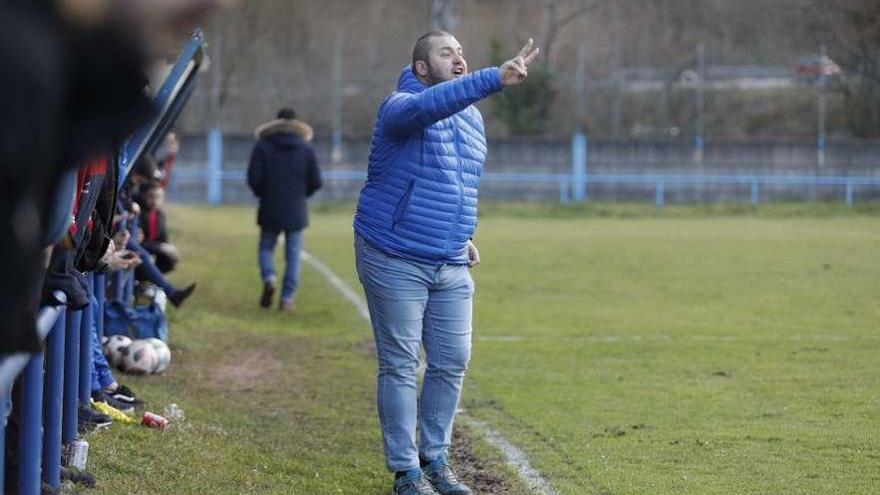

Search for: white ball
xmin=120 ymin=339 xmax=159 ymax=375
xmin=103 ymin=335 xmax=132 ymax=368
xmin=144 ymin=338 xmax=171 ymax=373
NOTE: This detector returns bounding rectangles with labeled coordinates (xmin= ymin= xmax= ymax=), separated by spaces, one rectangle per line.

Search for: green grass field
xmin=87 ymin=203 xmax=880 ymax=494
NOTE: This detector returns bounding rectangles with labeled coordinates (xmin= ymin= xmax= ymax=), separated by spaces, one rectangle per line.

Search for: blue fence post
xmin=845 ymin=181 xmax=854 ymax=208
xmin=94 ymin=273 xmax=105 ymax=340
xmin=207 ymin=128 xmax=223 ymax=206
xmin=79 ymin=297 xmax=93 ymax=406
xmin=750 ymin=180 xmax=759 ymax=206
xmin=560 ymin=179 xmax=570 ymax=204
xmin=42 ymin=311 xmax=66 ymax=490
xmin=19 ymin=351 xmax=44 ymax=495
xmin=571 ymin=132 xmax=587 ymax=203
xmin=655 ymin=181 xmax=665 ymax=208
xmin=62 ymin=310 xmax=81 ymax=445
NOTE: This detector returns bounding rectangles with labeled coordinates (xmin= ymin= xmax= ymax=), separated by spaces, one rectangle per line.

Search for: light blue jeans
xmin=259 ymin=228 xmax=303 ymax=303
xmin=354 ymin=233 xmax=474 ymax=472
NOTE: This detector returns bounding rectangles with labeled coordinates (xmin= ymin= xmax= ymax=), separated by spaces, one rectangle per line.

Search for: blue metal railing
xmin=172 ymin=168 xmax=880 ymax=208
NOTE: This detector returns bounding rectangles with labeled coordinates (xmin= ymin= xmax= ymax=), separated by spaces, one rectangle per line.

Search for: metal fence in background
xmin=167 ymin=134 xmax=880 ymax=207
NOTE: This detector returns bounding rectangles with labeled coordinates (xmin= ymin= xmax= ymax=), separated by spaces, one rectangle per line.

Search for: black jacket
xmin=247 ymin=128 xmax=321 ymax=231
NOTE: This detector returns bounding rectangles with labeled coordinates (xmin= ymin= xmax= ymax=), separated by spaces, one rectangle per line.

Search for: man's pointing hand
xmin=499 ymin=38 xmax=540 ymax=87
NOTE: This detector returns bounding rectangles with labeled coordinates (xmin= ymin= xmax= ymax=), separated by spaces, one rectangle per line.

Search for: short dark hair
xmin=276 ymin=107 xmax=297 ymax=120
xmin=412 ymin=31 xmax=452 ymax=72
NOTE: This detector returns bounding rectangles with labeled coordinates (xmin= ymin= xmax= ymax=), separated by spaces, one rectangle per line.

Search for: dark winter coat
xmin=247 ymin=121 xmax=322 ymax=231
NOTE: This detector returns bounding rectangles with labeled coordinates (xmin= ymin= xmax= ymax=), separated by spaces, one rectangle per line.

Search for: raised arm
xmin=380 ymin=39 xmax=539 ymax=137
xmin=380 ymin=68 xmax=502 ymax=137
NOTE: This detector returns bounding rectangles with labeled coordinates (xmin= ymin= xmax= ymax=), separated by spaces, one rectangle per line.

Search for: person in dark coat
xmin=247 ymin=108 xmax=322 ymax=312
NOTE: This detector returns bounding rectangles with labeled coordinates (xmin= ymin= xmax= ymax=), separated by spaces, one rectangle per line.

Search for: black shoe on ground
xmin=260 ymin=281 xmax=276 ymax=308
xmin=106 ymin=383 xmax=141 ymax=405
xmin=169 ymin=282 xmax=197 ymax=307
xmin=40 ymin=481 xmax=60 ymax=495
xmin=77 ymin=402 xmax=112 ymax=428
xmin=92 ymin=390 xmax=135 ymax=414
xmin=61 ymin=467 xmax=97 ymax=487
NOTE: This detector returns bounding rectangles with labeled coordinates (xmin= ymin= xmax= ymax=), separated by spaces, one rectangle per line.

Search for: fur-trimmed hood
xmin=253 ymin=118 xmax=314 ymax=142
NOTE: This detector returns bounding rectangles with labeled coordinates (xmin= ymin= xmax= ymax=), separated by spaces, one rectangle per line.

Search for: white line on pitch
xmin=301 ymin=250 xmax=558 ymax=495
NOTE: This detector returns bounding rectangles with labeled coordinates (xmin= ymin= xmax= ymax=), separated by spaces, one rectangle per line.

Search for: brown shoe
xmin=279 ymin=300 xmax=295 ymax=313
xmin=260 ymin=281 xmax=275 ymax=308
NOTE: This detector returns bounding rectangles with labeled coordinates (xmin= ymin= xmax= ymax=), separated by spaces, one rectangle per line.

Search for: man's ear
xmin=413 ymin=60 xmax=428 ymax=77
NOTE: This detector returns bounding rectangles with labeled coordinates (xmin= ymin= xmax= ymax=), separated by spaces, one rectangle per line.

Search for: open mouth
xmin=452 ymin=67 xmax=464 ymax=77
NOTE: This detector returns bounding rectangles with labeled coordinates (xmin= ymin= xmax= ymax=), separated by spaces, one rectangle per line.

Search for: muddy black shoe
xmin=169 ymin=282 xmax=196 ymax=308
xmin=61 ymin=467 xmax=96 ymax=487
xmin=260 ymin=281 xmax=276 ymax=308
xmin=393 ymin=470 xmax=440 ymax=495
xmin=422 ymin=456 xmax=471 ymax=495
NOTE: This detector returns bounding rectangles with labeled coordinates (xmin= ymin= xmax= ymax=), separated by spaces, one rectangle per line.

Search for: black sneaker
xmin=61 ymin=467 xmax=97 ymax=487
xmin=106 ymin=383 xmax=141 ymax=405
xmin=422 ymin=456 xmax=471 ymax=495
xmin=92 ymin=390 xmax=134 ymax=414
xmin=260 ymin=281 xmax=276 ymax=308
xmin=77 ymin=403 xmax=112 ymax=428
xmin=40 ymin=481 xmax=60 ymax=495
xmin=169 ymin=282 xmax=197 ymax=307
xmin=393 ymin=470 xmax=440 ymax=495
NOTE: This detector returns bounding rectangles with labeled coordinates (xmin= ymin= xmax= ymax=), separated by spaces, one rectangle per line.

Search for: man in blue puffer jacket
xmin=354 ymin=31 xmax=539 ymax=495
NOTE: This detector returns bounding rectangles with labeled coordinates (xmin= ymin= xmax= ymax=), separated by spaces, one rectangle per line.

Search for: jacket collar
xmin=396 ymin=66 xmax=427 ymax=94
xmin=253 ymin=118 xmax=314 ymax=141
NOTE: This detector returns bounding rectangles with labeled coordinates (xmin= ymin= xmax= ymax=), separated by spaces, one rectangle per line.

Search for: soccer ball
xmin=103 ymin=335 xmax=132 ymax=368
xmin=120 ymin=339 xmax=159 ymax=375
xmin=144 ymin=338 xmax=171 ymax=373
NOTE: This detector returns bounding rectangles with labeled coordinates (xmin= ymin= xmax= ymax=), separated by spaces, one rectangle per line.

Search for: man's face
xmin=419 ymin=35 xmax=468 ymax=86
xmin=145 ymin=187 xmax=165 ymax=210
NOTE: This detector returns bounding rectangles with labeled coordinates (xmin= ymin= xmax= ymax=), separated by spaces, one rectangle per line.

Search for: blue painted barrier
xmin=61 ymin=311 xmax=81 ymax=445
xmin=94 ymin=274 xmax=105 ymax=340
xmin=19 ymin=351 xmax=44 ymax=495
xmin=173 ymin=167 xmax=880 ymax=208
xmin=42 ymin=312 xmax=66 ymax=490
xmin=79 ymin=297 xmax=92 ymax=406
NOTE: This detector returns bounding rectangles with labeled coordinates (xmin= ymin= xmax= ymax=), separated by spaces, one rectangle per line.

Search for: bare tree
xmin=430 ymin=0 xmax=458 ymax=31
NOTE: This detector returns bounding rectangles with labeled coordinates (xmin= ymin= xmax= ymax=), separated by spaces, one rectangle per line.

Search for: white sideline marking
xmin=301 ymin=250 xmax=558 ymax=495
xmin=460 ymin=416 xmax=558 ymax=495
xmin=300 ymin=251 xmax=370 ymax=321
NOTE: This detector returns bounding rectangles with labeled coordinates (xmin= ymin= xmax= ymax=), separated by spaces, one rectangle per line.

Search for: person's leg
xmin=155 ymin=252 xmax=176 ymax=274
xmin=258 ymin=229 xmax=279 ymax=308
xmin=355 ymin=234 xmax=430 ymax=473
xmin=129 ymin=239 xmax=176 ymax=294
xmin=259 ymin=228 xmax=280 ymax=285
xmin=128 ymin=239 xmax=195 ymax=308
xmin=279 ymin=229 xmax=303 ymax=307
xmin=88 ymin=296 xmax=115 ymax=394
xmin=418 ymin=264 xmax=474 ymax=463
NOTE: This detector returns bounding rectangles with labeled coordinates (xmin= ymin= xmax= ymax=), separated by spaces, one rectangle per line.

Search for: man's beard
xmin=425 ymin=62 xmax=450 ymax=86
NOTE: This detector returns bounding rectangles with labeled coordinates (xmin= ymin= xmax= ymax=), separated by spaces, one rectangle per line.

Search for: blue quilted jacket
xmin=353 ymin=66 xmax=502 ymax=265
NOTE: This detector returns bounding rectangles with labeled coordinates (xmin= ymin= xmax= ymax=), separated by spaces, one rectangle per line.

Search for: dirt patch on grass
xmin=449 ymin=426 xmax=529 ymax=495
xmin=211 ymin=349 xmax=285 ymax=392
xmin=352 ymin=338 xmax=377 ymax=357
